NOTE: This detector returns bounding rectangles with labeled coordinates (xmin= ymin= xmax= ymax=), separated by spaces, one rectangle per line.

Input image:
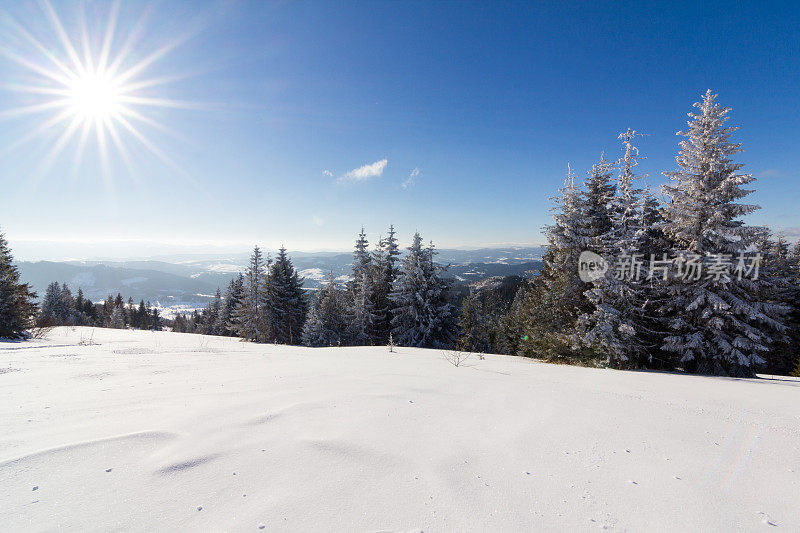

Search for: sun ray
xmin=117 ymin=104 xmax=184 ymax=141
xmin=0 ymin=99 xmax=70 ymax=120
xmin=116 ymin=95 xmax=210 ymax=111
xmin=78 ymin=6 xmax=95 ymax=75
xmin=40 ymin=0 xmax=86 ymax=77
xmin=5 ymin=15 xmax=76 ymax=81
xmin=104 ymin=5 xmax=153 ymax=78
xmin=97 ymin=1 xmax=120 ymax=73
xmin=0 ymin=47 xmax=73 ymax=86
xmin=0 ymin=107 xmax=75 ymax=157
xmin=0 ymin=83 xmax=71 ymax=97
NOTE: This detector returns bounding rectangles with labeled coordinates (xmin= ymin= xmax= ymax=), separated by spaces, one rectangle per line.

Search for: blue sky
xmin=1 ymin=0 xmax=799 ymax=259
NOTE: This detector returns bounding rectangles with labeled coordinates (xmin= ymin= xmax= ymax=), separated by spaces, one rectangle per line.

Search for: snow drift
xmin=1 ymin=327 xmax=798 ymax=531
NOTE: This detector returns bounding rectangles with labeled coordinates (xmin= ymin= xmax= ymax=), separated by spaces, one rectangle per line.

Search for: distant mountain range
xmin=16 ymin=247 xmax=544 ymax=310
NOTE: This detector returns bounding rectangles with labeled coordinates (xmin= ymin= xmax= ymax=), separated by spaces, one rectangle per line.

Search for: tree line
xmin=183 ymin=229 xmax=458 ymax=350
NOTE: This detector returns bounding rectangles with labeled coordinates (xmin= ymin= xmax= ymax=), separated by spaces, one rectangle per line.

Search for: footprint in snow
xmin=628 ymin=480 xmax=638 ymax=485
xmin=105 ymin=468 xmax=113 ymax=473
xmin=197 ymin=506 xmax=203 ymax=511
xmin=32 ymin=486 xmax=39 ymax=491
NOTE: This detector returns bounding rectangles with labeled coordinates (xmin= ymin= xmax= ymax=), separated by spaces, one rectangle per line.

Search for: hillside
xmin=1 ymin=328 xmax=798 ymax=531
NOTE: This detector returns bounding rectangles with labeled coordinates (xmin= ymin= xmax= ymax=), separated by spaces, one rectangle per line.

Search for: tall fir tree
xmin=659 ymin=90 xmax=785 ymax=376
xmin=0 ymin=229 xmax=37 ymax=338
xmin=390 ymin=233 xmax=457 ymax=348
xmin=221 ymin=273 xmax=245 ymax=336
xmin=267 ymin=247 xmax=307 ymax=344
xmin=538 ymin=167 xmax=591 ymax=358
xmin=581 ymin=130 xmax=656 ymax=367
xmin=369 ymin=225 xmax=401 ymax=344
xmin=235 ymin=246 xmax=270 ymax=342
xmin=302 ymin=272 xmax=348 ymax=346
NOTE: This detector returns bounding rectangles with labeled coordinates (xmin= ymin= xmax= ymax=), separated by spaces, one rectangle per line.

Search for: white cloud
xmin=322 ymin=170 xmax=333 ymax=177
xmin=339 ymin=158 xmax=388 ymax=182
xmin=402 ymin=167 xmax=420 ymax=189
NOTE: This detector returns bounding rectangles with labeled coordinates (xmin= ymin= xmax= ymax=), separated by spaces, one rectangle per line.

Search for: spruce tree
xmin=221 ymin=274 xmax=244 ymax=336
xmin=660 ymin=90 xmax=785 ymax=376
xmin=538 ymin=167 xmax=590 ymax=358
xmin=39 ymin=282 xmax=62 ymax=326
xmin=581 ymin=131 xmax=656 ymax=367
xmin=110 ymin=305 xmax=125 ymax=329
xmin=301 ymin=306 xmax=327 ymax=347
xmin=370 ymin=225 xmax=401 ymax=344
xmin=0 ymin=229 xmax=37 ymax=338
xmin=235 ymin=246 xmax=269 ymax=342
xmin=390 ymin=233 xmax=457 ymax=348
xmin=267 ymin=247 xmax=307 ymax=344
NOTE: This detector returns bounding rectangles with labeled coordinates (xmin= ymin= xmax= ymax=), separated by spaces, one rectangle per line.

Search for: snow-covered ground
xmin=1 ymin=328 xmax=798 ymax=532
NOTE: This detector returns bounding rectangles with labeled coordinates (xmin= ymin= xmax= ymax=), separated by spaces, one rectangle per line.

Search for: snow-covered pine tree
xmin=57 ymin=283 xmax=76 ymax=325
xmin=203 ymin=288 xmax=223 ymax=335
xmin=581 ymin=130 xmax=657 ymax=367
xmin=110 ymin=305 xmax=125 ymax=329
xmin=0 ymin=229 xmax=37 ymax=338
xmin=267 ymin=246 xmax=307 ymax=344
xmin=301 ymin=306 xmax=326 ymax=347
xmin=347 ymin=270 xmax=375 ymax=345
xmin=234 ymin=246 xmax=269 ymax=342
xmin=304 ymin=272 xmax=348 ymax=346
xmin=538 ymin=166 xmax=591 ymax=358
xmin=390 ymin=233 xmax=457 ymax=348
xmin=369 ymin=225 xmax=401 ymax=344
xmin=344 ymin=228 xmax=377 ymax=344
xmin=38 ymin=282 xmax=62 ymax=326
xmin=579 ymin=154 xmax=616 ymax=255
xmin=220 ymin=273 xmax=244 ymax=336
xmin=351 ymin=227 xmax=372 ymax=285
xmin=757 ymin=233 xmax=799 ymax=374
xmin=660 ymin=90 xmax=786 ymax=377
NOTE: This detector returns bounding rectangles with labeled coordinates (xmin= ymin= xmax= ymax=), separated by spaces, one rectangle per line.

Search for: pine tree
xmin=74 ymin=288 xmax=85 ymax=325
xmin=758 ymin=233 xmax=799 ymax=374
xmin=56 ymin=283 xmax=76 ymax=325
xmin=0 ymin=229 xmax=37 ymax=338
xmin=221 ymin=274 xmax=244 ymax=336
xmin=581 ymin=130 xmax=656 ymax=367
xmin=458 ymin=289 xmax=490 ymax=353
xmin=151 ymin=307 xmax=160 ymax=331
xmin=538 ymin=166 xmax=590 ymax=358
xmin=267 ymin=247 xmax=307 ymax=344
xmin=235 ymin=246 xmax=270 ymax=342
xmin=370 ymin=225 xmax=401 ymax=344
xmin=203 ymin=289 xmax=223 ymax=335
xmin=660 ymin=90 xmax=786 ymax=377
xmin=390 ymin=233 xmax=457 ymax=348
xmin=347 ymin=270 xmax=375 ymax=345
xmin=138 ymin=300 xmax=149 ymax=330
xmin=345 ymin=228 xmax=376 ymax=344
xmin=580 ymin=155 xmax=616 ymax=255
xmin=39 ymin=282 xmax=62 ymax=326
xmin=110 ymin=305 xmax=125 ymax=329
xmin=301 ymin=306 xmax=327 ymax=347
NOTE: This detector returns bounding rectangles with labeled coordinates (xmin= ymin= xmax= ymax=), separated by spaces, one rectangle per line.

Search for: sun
xmin=66 ymin=70 xmax=123 ymax=122
xmin=0 ymin=1 xmax=199 ymax=175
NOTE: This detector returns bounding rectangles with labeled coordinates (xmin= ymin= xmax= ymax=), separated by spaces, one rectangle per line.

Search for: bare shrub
xmin=30 ymin=326 xmax=55 ymax=340
xmin=442 ymin=349 xmax=475 ymax=367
